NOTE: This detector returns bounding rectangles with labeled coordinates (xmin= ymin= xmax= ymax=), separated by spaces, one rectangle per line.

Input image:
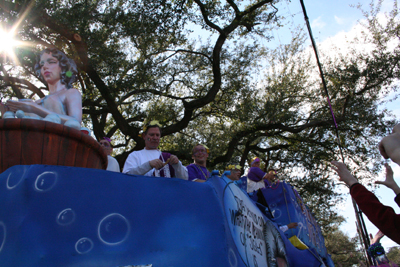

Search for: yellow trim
xmin=226 ymin=165 xmax=241 ymax=170
xmin=143 ymin=120 xmax=161 ymax=133
xmin=288 ymin=236 xmax=309 ymax=250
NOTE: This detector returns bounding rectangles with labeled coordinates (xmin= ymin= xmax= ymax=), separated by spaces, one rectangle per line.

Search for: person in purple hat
xmin=186 ymin=144 xmax=210 ymax=182
xmin=246 ymin=157 xmax=276 ymax=193
xmin=123 ymin=120 xmax=188 ymax=180
xmin=99 ymin=137 xmax=120 ymax=172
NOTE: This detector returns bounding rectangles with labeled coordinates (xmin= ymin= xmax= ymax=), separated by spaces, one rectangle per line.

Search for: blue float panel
xmin=260 ymin=181 xmax=334 ymax=266
xmin=0 ymin=165 xmax=332 ymax=267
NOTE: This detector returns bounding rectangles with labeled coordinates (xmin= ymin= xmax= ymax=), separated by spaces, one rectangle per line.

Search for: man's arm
xmin=248 ymin=167 xmax=266 ymax=182
xmin=279 ymin=222 xmax=298 ymax=233
xmin=123 ymin=161 xmax=153 ymax=176
xmin=330 ymin=161 xmax=358 ymax=187
xmin=123 ymin=152 xmax=167 ymax=176
xmin=123 ymin=153 xmax=153 ymax=176
xmin=172 ymin=161 xmax=188 ymax=180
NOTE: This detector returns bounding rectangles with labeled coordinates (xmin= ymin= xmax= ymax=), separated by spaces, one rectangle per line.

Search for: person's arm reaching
xmin=331 ymin=161 xmax=400 ymax=244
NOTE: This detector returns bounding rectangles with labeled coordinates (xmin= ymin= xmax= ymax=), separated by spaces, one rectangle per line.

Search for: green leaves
xmin=324 ymin=228 xmax=365 ymax=266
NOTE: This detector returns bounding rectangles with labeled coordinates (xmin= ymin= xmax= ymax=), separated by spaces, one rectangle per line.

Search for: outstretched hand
xmin=6 ymin=100 xmax=41 ymax=115
xmin=375 ymin=163 xmax=395 ymax=188
xmin=375 ymin=163 xmax=400 ymax=194
xmin=370 ymin=230 xmax=384 ymax=245
xmin=330 ymin=161 xmax=358 ymax=187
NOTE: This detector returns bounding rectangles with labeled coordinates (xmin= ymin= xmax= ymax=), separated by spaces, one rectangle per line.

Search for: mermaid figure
xmin=1 ymin=48 xmax=82 ymax=124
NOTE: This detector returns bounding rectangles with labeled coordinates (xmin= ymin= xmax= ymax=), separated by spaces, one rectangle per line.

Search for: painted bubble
xmin=272 ymin=209 xmax=282 ymax=219
xmin=75 ymin=237 xmax=93 ymax=254
xmin=269 ymin=202 xmax=277 ymax=209
xmin=56 ymin=208 xmax=76 ymax=226
xmin=34 ymin=172 xmax=58 ymax=192
xmin=0 ymin=222 xmax=6 ymax=254
xmin=228 ymin=247 xmax=238 ymax=267
xmin=98 ymin=213 xmax=130 ymax=245
xmin=6 ymin=166 xmax=27 ymax=190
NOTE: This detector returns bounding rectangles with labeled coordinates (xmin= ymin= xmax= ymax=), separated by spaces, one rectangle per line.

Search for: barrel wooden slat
xmin=74 ymin=143 xmax=90 ymax=168
xmin=86 ymin=149 xmax=104 ymax=169
xmin=2 ymin=119 xmax=22 ymax=171
xmin=0 ymin=119 xmax=107 ymax=172
xmin=20 ymin=119 xmax=45 ymax=165
xmin=42 ymin=131 xmax=60 ymax=166
xmin=58 ymin=126 xmax=78 ymax=167
xmin=0 ymin=119 xmax=4 ymax=171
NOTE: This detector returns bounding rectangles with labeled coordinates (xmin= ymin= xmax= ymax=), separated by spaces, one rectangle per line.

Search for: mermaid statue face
xmin=34 ymin=48 xmax=78 ymax=89
xmin=39 ymin=53 xmax=62 ymax=85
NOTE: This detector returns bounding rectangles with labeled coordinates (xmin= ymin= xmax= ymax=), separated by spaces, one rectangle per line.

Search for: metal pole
xmin=299 ymin=0 xmax=373 ymax=264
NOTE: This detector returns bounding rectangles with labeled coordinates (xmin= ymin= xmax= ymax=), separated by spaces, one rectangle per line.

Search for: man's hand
xmin=287 ymin=222 xmax=298 ymax=229
xmin=169 ymin=155 xmax=179 ymax=165
xmin=149 ymin=159 xmax=164 ymax=170
xmin=331 ymin=161 xmax=358 ymax=187
xmin=375 ymin=163 xmax=400 ymax=194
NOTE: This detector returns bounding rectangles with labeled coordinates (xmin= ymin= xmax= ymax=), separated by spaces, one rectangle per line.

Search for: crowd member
xmin=225 ymin=163 xmax=242 ymax=181
xmin=1 ymin=48 xmax=82 ymax=124
xmin=247 ymin=157 xmax=277 ymax=192
xmin=330 ymin=161 xmax=400 ymax=244
xmin=370 ymin=230 xmax=385 ymax=245
xmin=379 ymin=123 xmax=400 ymax=166
xmin=368 ymin=230 xmax=398 ymax=267
xmin=99 ymin=137 xmax=120 ymax=172
xmin=122 ymin=120 xmax=188 ymax=180
xmin=186 ymin=144 xmax=210 ymax=182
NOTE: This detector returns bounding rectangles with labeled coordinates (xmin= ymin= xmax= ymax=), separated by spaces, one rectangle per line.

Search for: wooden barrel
xmin=0 ymin=118 xmax=107 ymax=172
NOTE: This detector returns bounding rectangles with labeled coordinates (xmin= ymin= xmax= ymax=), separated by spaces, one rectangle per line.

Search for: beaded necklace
xmin=195 ymin=164 xmax=209 ymax=180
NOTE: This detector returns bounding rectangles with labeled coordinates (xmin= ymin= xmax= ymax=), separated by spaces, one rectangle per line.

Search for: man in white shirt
xmin=122 ymin=121 xmax=188 ymax=180
xmin=99 ymin=137 xmax=120 ymax=172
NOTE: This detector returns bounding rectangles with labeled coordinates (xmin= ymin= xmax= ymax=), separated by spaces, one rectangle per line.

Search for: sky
xmin=269 ymin=0 xmax=400 ymax=251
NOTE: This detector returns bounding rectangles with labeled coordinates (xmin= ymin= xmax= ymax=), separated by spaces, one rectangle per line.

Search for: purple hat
xmin=102 ymin=137 xmax=112 ymax=144
xmin=251 ymin=157 xmax=260 ymax=166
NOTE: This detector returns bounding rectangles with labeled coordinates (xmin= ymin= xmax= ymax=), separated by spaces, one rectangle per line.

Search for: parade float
xmin=0 ymin=118 xmax=334 ymax=267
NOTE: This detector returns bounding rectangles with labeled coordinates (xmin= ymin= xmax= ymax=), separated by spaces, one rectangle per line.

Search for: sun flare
xmin=0 ymin=29 xmax=18 ymax=55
